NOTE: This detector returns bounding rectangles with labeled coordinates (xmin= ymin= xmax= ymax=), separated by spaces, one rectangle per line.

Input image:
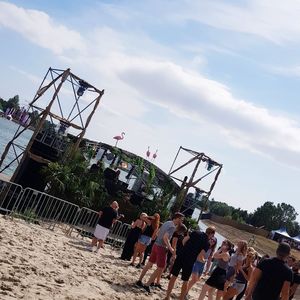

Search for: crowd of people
xmin=90 ymin=201 xmax=300 ymax=300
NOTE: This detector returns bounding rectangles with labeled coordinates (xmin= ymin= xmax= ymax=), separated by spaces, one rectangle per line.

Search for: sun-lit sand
xmin=0 ymin=216 xmax=204 ymax=300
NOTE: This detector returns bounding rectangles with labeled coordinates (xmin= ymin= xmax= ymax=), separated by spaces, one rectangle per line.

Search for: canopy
xmin=272 ymin=227 xmax=291 ymax=238
xmin=291 ymin=234 xmax=300 ymax=243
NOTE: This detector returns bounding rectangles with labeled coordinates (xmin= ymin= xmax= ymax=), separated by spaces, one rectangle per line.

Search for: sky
xmin=0 ymin=0 xmax=300 ymax=220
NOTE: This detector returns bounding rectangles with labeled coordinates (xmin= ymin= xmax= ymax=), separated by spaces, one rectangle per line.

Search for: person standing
xmin=165 ymin=226 xmax=216 ymax=300
xmin=245 ymin=242 xmax=293 ymax=300
xmin=120 ymin=212 xmax=147 ymax=261
xmin=91 ymin=201 xmax=119 ymax=253
xmin=136 ymin=212 xmax=184 ymax=293
xmin=289 ymin=260 xmax=300 ymax=300
xmin=131 ymin=213 xmax=160 ymax=267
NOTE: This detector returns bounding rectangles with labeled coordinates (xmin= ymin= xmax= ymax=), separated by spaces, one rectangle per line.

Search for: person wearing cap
xmin=245 ymin=242 xmax=293 ymax=300
xmin=91 ymin=201 xmax=119 ymax=253
xmin=136 ymin=212 xmax=185 ymax=293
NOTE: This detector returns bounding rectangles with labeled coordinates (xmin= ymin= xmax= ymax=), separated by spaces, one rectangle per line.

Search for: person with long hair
xmin=224 ymin=240 xmax=248 ymax=291
xmin=198 ymin=240 xmax=232 ymax=300
xmin=185 ymin=237 xmax=217 ymax=297
xmin=223 ymin=249 xmax=256 ymax=300
xmin=120 ymin=213 xmax=147 ymax=261
xmin=131 ymin=213 xmax=160 ymax=267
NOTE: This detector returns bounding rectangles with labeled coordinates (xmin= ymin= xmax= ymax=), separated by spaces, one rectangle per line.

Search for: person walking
xmin=165 ymin=226 xmax=216 ymax=300
xmin=91 ymin=201 xmax=119 ymax=253
xmin=245 ymin=242 xmax=293 ymax=300
xmin=136 ymin=212 xmax=184 ymax=293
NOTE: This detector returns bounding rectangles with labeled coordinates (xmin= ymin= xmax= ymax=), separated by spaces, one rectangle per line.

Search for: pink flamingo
xmin=146 ymin=146 xmax=151 ymax=159
xmin=113 ymin=132 xmax=125 ymax=147
xmin=152 ymin=150 xmax=158 ymax=161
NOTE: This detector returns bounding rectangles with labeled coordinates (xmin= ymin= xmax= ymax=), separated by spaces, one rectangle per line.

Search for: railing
xmin=0 ymin=180 xmax=23 ymax=214
xmin=0 ymin=179 xmax=131 ymax=249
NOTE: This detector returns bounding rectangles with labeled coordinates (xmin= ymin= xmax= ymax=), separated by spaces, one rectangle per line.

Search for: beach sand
xmin=0 ymin=216 xmax=203 ymax=300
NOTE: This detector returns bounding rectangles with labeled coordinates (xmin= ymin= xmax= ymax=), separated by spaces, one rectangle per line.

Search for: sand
xmin=0 ymin=216 xmax=203 ymax=300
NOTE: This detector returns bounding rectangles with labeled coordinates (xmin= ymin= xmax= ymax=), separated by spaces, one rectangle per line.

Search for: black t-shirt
xmin=253 ymin=257 xmax=293 ymax=300
xmin=290 ymin=271 xmax=300 ymax=299
xmin=98 ymin=206 xmax=118 ymax=229
xmin=180 ymin=231 xmax=209 ymax=262
xmin=143 ymin=225 xmax=154 ymax=237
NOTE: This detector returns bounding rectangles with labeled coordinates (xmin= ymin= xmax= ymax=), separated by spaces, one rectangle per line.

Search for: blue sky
xmin=1 ymin=0 xmax=300 ymax=220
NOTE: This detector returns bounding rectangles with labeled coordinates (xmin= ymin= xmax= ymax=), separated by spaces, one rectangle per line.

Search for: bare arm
xmin=245 ymin=268 xmax=262 ymax=300
xmin=290 ymin=283 xmax=299 ymax=299
xmin=182 ymin=235 xmax=190 ymax=246
xmin=280 ymin=281 xmax=291 ymax=300
xmin=163 ymin=232 xmax=174 ymax=254
xmin=214 ymin=250 xmax=229 ymax=261
xmin=197 ymin=249 xmax=206 ymax=263
xmin=239 ymin=265 xmax=253 ymax=282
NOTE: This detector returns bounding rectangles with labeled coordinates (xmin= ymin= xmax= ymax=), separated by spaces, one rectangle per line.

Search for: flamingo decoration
xmin=152 ymin=150 xmax=158 ymax=161
xmin=146 ymin=146 xmax=151 ymax=159
xmin=113 ymin=132 xmax=125 ymax=147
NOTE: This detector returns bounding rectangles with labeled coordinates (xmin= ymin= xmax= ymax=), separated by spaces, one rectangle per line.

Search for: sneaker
xmin=150 ymin=283 xmax=155 ymax=287
xmin=129 ymin=263 xmax=135 ymax=267
xmin=136 ymin=264 xmax=142 ymax=269
xmin=143 ymin=285 xmax=151 ymax=293
xmin=135 ymin=280 xmax=143 ymax=288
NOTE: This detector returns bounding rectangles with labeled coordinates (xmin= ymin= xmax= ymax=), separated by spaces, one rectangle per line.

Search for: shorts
xmin=206 ymin=266 xmax=226 ymax=291
xmin=232 ymin=281 xmax=246 ymax=294
xmin=94 ymin=224 xmax=110 ymax=241
xmin=149 ymin=244 xmax=168 ymax=268
xmin=138 ymin=235 xmax=152 ymax=246
xmin=171 ymin=254 xmax=194 ymax=281
xmin=192 ymin=260 xmax=206 ymax=276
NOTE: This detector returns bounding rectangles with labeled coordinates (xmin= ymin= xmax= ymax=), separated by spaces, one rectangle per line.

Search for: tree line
xmin=202 ymin=198 xmax=299 ymax=236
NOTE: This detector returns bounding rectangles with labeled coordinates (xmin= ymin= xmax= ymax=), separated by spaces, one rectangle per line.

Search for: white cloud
xmin=117 ymin=59 xmax=300 ymax=167
xmin=270 ymin=65 xmax=300 ymax=78
xmin=2 ymin=1 xmax=300 ymax=169
xmin=0 ymin=1 xmax=85 ymax=54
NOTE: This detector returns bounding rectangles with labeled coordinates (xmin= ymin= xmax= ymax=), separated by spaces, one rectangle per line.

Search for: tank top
xmin=205 ymin=248 xmax=212 ymax=259
xmin=143 ymin=225 xmax=154 ymax=237
xmin=235 ymin=265 xmax=249 ymax=283
xmin=217 ymin=257 xmax=229 ymax=270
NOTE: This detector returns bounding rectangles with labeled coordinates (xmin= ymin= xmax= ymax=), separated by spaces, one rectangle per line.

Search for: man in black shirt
xmin=91 ymin=201 xmax=119 ymax=253
xmin=164 ymin=226 xmax=215 ymax=300
xmin=245 ymin=242 xmax=293 ymax=300
xmin=290 ymin=260 xmax=300 ymax=300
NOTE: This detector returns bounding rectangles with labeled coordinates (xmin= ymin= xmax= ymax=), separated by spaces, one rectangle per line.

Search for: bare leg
xmin=139 ymin=252 xmax=144 ymax=265
xmin=165 ymin=275 xmax=177 ymax=300
xmin=91 ymin=237 xmax=97 ymax=246
xmin=216 ymin=289 xmax=223 ymax=300
xmin=131 ymin=247 xmax=139 ymax=265
xmin=145 ymin=267 xmax=164 ymax=286
xmin=97 ymin=239 xmax=104 ymax=250
xmin=179 ymin=281 xmax=189 ymax=300
xmin=187 ymin=273 xmax=199 ymax=295
xmin=223 ymin=287 xmax=238 ymax=300
xmin=207 ymin=287 xmax=214 ymax=300
xmin=139 ymin=261 xmax=153 ymax=282
xmin=198 ymin=283 xmax=210 ymax=300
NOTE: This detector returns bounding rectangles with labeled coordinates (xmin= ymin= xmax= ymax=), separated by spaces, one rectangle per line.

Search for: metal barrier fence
xmin=67 ymin=207 xmax=131 ymax=249
xmin=11 ymin=187 xmax=80 ymax=231
xmin=0 ymin=180 xmax=23 ymax=214
xmin=0 ymin=179 xmax=131 ymax=249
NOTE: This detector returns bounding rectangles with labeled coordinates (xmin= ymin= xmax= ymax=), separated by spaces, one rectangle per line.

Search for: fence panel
xmin=11 ymin=187 xmax=80 ymax=230
xmin=0 ymin=179 xmax=23 ymax=214
xmin=106 ymin=221 xmax=131 ymax=248
xmin=67 ymin=207 xmax=100 ymax=237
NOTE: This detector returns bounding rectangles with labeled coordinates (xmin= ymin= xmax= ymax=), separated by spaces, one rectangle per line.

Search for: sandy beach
xmin=0 ymin=216 xmax=203 ymax=300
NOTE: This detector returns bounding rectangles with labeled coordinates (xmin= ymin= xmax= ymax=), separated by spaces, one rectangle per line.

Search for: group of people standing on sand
xmin=91 ymin=201 xmax=300 ymax=300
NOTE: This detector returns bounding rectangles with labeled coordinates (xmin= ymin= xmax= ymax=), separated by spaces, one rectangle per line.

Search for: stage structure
xmin=168 ymin=146 xmax=222 ymax=219
xmin=0 ymin=67 xmax=104 ymax=190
